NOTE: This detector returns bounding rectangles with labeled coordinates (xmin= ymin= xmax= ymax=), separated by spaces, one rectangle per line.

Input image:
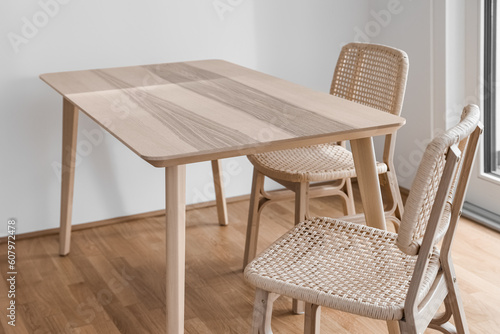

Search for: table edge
xmin=143 ymin=121 xmax=405 ymax=167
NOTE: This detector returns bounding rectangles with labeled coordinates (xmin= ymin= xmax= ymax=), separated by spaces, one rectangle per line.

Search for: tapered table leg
xmin=59 ymin=98 xmax=79 ymax=256
xmin=165 ymin=165 xmax=186 ymax=334
xmin=350 ymin=137 xmax=387 ymax=230
xmin=211 ymin=160 xmax=229 ymax=226
xmin=243 ymin=169 xmax=265 ymax=268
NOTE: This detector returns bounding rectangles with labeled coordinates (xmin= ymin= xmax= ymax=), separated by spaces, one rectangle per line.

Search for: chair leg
xmin=292 ymin=299 xmax=305 ymax=314
xmin=429 ymin=296 xmax=463 ymax=334
xmin=385 ymin=170 xmax=404 ymax=220
xmin=443 ymin=260 xmax=469 ymax=334
xmin=444 ymin=289 xmax=469 ymax=334
xmin=295 ymin=182 xmax=310 ymax=224
xmin=251 ymin=288 xmax=278 ymax=334
xmin=427 ymin=272 xmax=469 ymax=334
xmin=211 ymin=160 xmax=228 ymax=226
xmin=397 ymin=320 xmax=418 ymax=334
xmin=343 ymin=178 xmax=356 ymax=216
xmin=243 ymin=169 xmax=266 ymax=268
xmin=386 ymin=320 xmax=401 ymax=334
xmin=292 ymin=182 xmax=309 ymax=314
xmin=304 ymin=303 xmax=321 ymax=334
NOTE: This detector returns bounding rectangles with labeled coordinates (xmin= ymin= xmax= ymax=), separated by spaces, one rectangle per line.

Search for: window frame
xmin=484 ymin=0 xmax=498 ymax=176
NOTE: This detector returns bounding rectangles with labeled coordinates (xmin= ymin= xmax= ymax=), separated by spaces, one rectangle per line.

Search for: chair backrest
xmin=397 ymin=105 xmax=481 ymax=327
xmin=396 ymin=105 xmax=481 ymax=256
xmin=330 ymin=42 xmax=409 ymax=117
xmin=330 ymin=43 xmax=409 ymax=164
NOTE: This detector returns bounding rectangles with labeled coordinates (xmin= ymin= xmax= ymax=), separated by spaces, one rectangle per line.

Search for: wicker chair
xmin=245 ymin=105 xmax=482 ymax=334
xmin=243 ymin=43 xmax=410 ymax=274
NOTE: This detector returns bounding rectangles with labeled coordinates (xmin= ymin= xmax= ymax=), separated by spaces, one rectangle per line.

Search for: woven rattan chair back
xmin=331 ymin=43 xmax=409 ymax=177
xmin=330 ymin=43 xmax=408 ymax=116
xmin=396 ymin=105 xmax=481 ymax=256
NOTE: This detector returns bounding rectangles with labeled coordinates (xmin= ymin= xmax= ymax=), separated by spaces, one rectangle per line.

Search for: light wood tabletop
xmin=41 ymin=60 xmax=404 ymax=167
xmin=41 ymin=59 xmax=405 ymax=334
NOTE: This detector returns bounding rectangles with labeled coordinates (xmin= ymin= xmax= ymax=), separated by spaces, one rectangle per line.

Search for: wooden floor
xmin=1 ymin=195 xmax=500 ymax=334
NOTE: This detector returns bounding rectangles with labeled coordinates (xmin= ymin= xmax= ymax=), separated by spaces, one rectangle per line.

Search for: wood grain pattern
xmin=40 ymin=60 xmax=405 ymax=167
xmin=1 ymin=195 xmax=498 ymax=334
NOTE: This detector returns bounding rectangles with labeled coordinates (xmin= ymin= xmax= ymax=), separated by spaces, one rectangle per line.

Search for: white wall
xmin=356 ymin=0 xmax=434 ymax=189
xmin=1 ymin=0 xmax=376 ymax=237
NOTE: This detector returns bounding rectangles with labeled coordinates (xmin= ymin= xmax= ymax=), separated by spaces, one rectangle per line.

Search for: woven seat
xmin=248 ymin=143 xmax=388 ymax=182
xmin=245 ymin=105 xmax=482 ymax=334
xmin=243 ymin=43 xmax=410 ymax=282
xmin=245 ymin=217 xmax=441 ymax=321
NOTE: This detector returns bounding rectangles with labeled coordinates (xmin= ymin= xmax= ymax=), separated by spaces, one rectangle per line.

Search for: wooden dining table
xmin=40 ymin=59 xmax=405 ymax=333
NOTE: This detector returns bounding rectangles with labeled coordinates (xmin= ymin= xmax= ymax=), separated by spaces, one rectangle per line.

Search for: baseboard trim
xmin=462 ymin=201 xmax=500 ymax=233
xmin=0 ymin=194 xmax=250 ymax=243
